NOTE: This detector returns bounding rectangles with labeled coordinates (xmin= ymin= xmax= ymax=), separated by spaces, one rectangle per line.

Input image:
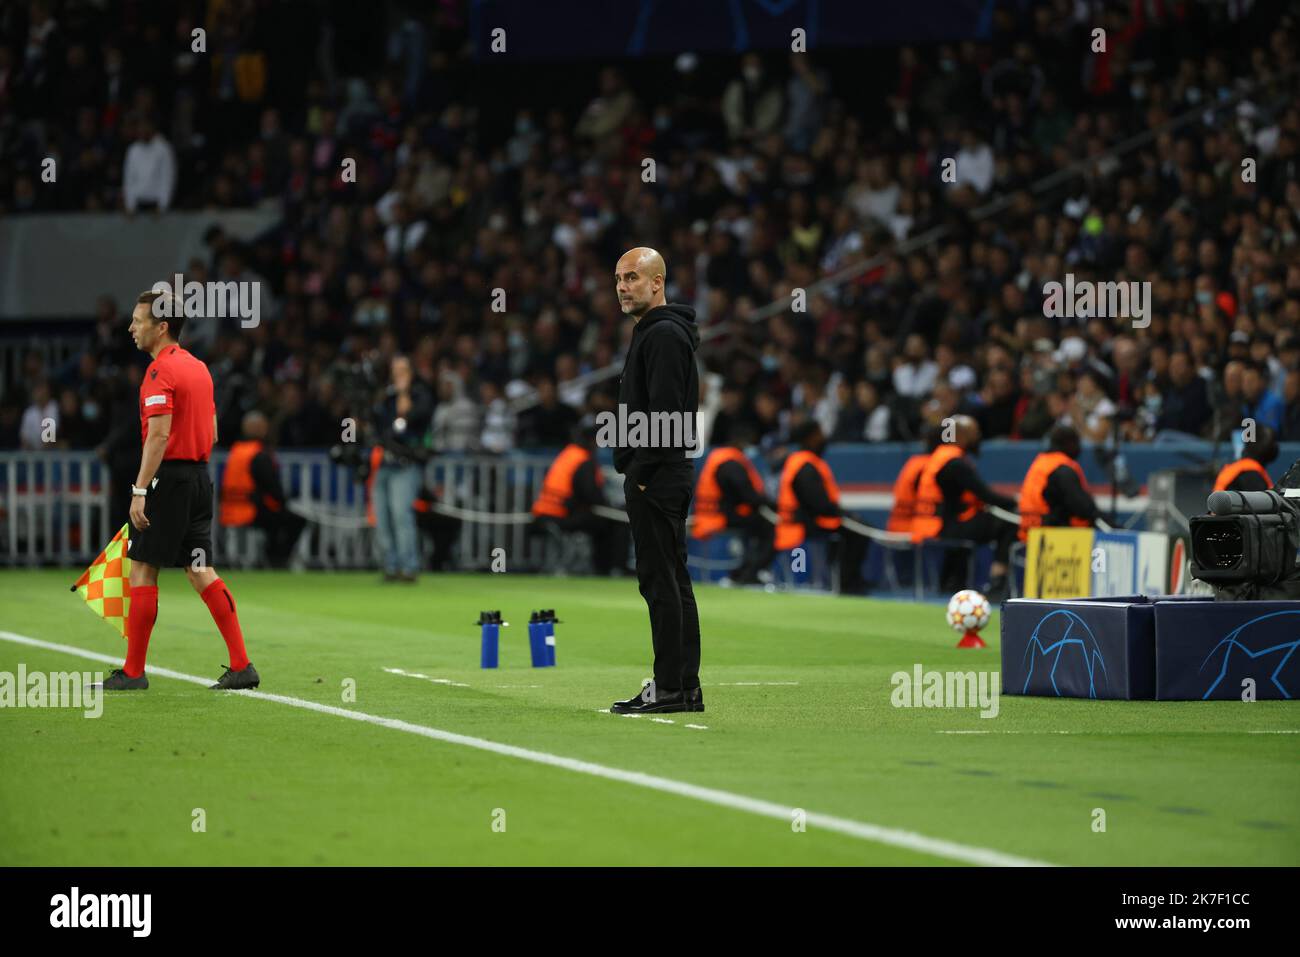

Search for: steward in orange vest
xmin=218 ymin=411 xmax=304 ymax=567
xmin=530 ymin=428 xmax=629 ymax=576
xmin=775 ymin=432 xmax=841 ymax=551
xmin=887 ymin=425 xmax=942 ymax=534
xmin=1017 ymin=425 xmax=1099 ymax=542
xmin=910 ymin=443 xmax=984 ymax=543
xmin=773 ymin=421 xmax=867 ymax=594
xmin=910 ymin=415 xmax=1017 ymax=600
xmin=691 ymin=429 xmax=774 ymax=585
xmin=691 ymin=444 xmax=767 ymax=540
xmin=1213 ymin=426 xmax=1277 ymax=493
xmin=532 ymin=442 xmax=604 ymax=519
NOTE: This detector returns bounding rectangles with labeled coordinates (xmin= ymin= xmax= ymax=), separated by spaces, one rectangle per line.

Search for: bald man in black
xmin=609 ymin=247 xmax=704 ymax=715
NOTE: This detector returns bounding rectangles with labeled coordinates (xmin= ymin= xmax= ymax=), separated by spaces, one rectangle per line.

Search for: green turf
xmin=1 ymin=569 xmax=1296 ymax=866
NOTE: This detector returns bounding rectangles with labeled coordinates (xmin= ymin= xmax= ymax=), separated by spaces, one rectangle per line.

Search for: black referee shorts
xmin=129 ymin=460 xmax=215 ymax=568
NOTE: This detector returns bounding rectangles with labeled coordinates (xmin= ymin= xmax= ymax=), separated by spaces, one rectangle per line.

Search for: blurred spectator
xmin=370 ymin=355 xmax=433 ymax=582
xmin=1281 ymin=369 xmax=1300 ymax=442
xmin=20 ymin=380 xmax=57 ymax=450
xmin=1156 ymin=352 xmax=1211 ymax=438
xmin=722 ymin=53 xmax=783 ymax=141
xmin=431 ymin=371 xmax=479 ymax=452
xmin=1240 ymin=359 xmax=1285 ymax=434
xmin=478 ymin=379 xmax=515 ymax=454
xmin=517 ymin=375 xmax=579 ymax=448
xmin=122 ymin=114 xmax=176 ymax=212
xmin=892 ymin=335 xmax=939 ymax=399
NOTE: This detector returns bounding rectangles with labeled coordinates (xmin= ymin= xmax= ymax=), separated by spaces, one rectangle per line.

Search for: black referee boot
xmin=93 ymin=669 xmax=149 ymax=691
xmin=210 ymin=662 xmax=260 ymax=690
xmin=610 ymin=679 xmax=688 ymax=715
xmin=684 ymin=686 xmax=705 ymax=713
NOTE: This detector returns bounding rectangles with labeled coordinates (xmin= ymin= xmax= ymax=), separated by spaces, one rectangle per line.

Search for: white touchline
xmin=0 ymin=631 xmax=1052 ymax=867
xmin=383 ymin=667 xmax=469 ymax=687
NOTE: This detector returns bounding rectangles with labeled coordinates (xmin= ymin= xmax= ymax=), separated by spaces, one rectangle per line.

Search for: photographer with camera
xmin=371 ymin=355 xmax=434 ymax=582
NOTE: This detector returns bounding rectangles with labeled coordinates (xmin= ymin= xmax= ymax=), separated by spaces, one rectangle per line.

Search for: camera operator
xmin=1192 ymin=458 xmax=1300 ymax=601
xmin=1212 ymin=425 xmax=1278 ymax=493
xmin=370 ymin=355 xmax=434 ymax=582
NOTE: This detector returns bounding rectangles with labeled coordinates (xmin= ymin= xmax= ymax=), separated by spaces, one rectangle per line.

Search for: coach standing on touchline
xmin=610 ymin=247 xmax=704 ymax=715
xmin=97 ymin=289 xmax=260 ymax=691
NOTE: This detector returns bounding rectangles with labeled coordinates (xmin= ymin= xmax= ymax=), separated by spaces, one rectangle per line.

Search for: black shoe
xmin=210 ymin=662 xmax=260 ymax=690
xmin=985 ymin=576 xmax=1009 ymax=604
xmin=93 ymin=668 xmax=148 ymax=691
xmin=684 ymin=686 xmax=705 ymax=713
xmin=610 ymin=679 xmax=688 ymax=715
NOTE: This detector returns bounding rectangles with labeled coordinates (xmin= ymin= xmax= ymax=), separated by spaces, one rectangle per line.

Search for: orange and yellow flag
xmin=71 ymin=524 xmax=131 ymax=638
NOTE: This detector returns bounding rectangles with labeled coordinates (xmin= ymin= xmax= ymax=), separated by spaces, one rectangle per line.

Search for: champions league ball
xmin=947 ymin=590 xmax=991 ymax=634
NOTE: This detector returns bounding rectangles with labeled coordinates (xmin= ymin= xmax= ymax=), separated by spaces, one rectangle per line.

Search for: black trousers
xmin=727 ymin=511 xmax=775 ymax=583
xmin=534 ymin=511 xmax=630 ymax=575
xmin=802 ymin=527 xmax=869 ymax=593
xmin=625 ymin=463 xmax=701 ymax=691
xmin=255 ymin=507 xmax=307 ymax=568
xmin=945 ymin=512 xmax=1015 ymax=564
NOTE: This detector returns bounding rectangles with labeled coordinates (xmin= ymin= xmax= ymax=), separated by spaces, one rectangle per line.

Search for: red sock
xmin=124 ymin=585 xmax=158 ymax=678
xmin=201 ymin=578 xmax=249 ymax=671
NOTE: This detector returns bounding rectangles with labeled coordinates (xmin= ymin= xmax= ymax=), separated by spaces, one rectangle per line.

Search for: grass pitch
xmin=1 ymin=569 xmax=1296 ymax=866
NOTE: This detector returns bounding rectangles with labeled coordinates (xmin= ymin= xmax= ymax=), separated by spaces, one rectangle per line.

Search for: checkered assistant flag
xmin=70 ymin=523 xmax=131 ymax=638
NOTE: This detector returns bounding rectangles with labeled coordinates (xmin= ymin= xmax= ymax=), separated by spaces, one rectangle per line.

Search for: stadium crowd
xmin=3 ymin=0 xmax=1300 ymax=477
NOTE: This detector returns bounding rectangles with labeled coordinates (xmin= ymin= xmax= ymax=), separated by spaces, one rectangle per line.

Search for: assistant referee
xmin=97 ymin=289 xmax=259 ymax=691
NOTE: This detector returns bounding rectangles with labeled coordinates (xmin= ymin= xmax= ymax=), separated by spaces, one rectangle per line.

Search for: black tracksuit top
xmin=612 ymin=303 xmax=700 ymax=487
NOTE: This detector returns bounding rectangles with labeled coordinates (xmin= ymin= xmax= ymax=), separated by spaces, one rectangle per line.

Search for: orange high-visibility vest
xmin=911 ymin=444 xmax=981 ymax=542
xmin=219 ymin=440 xmax=263 ymax=527
xmin=886 ymin=452 xmax=931 ymax=533
xmin=1018 ymin=451 xmax=1092 ymax=542
xmin=532 ymin=444 xmax=600 ymax=518
xmin=691 ymin=447 xmax=765 ymax=539
xmin=1212 ymin=458 xmax=1272 ymax=492
xmin=365 ymin=445 xmax=384 ymax=527
xmin=774 ymin=450 xmax=840 ymax=551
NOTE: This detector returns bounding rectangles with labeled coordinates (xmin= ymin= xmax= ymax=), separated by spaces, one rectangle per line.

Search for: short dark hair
xmin=136 ymin=289 xmax=185 ymax=341
xmin=1048 ymin=424 xmax=1082 ymax=457
xmin=790 ymin=420 xmax=822 ymax=447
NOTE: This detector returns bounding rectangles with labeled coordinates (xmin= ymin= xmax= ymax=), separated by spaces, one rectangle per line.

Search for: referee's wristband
xmin=131 ymin=485 xmax=149 ymax=497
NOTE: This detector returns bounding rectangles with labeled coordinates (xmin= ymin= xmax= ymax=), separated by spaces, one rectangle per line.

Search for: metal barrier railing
xmin=215 ymin=450 xmax=570 ymax=571
xmin=0 ymin=449 xmax=601 ymax=571
xmin=0 ymin=449 xmax=1004 ymax=593
xmin=0 ymin=452 xmax=112 ymax=566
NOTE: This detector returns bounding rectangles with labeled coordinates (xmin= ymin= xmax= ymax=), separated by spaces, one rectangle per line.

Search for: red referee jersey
xmin=139 ymin=344 xmax=216 ymax=461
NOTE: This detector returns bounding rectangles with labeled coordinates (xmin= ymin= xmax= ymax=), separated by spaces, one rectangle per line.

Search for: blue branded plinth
xmin=1154 ymin=600 xmax=1300 ymax=700
xmin=1001 ymin=597 xmax=1157 ymax=700
xmin=1002 ymin=595 xmax=1300 ymax=701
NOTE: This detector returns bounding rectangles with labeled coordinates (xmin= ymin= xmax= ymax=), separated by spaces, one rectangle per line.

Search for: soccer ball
xmin=946 ymin=589 xmax=991 ymax=634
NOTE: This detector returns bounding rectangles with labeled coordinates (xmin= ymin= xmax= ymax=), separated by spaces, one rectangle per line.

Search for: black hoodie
xmin=612 ymin=303 xmax=701 ymax=487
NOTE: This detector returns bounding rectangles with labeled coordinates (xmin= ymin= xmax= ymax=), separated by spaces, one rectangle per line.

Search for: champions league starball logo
xmin=1197 ymin=610 xmax=1300 ymax=700
xmin=1021 ymin=609 xmax=1110 ymax=698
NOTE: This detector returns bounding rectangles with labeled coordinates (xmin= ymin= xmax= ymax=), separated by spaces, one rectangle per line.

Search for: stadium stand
xmin=2 ymin=0 xmax=1298 ymax=583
